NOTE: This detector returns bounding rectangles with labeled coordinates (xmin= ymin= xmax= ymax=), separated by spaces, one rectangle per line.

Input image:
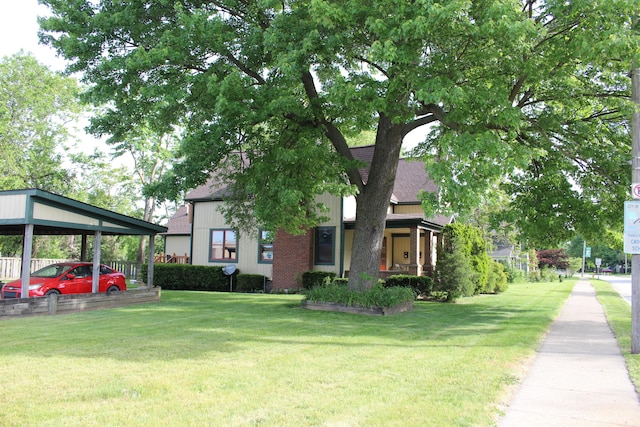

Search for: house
xmin=163 ymin=145 xmax=453 ymax=291
xmin=490 ymin=245 xmax=529 ymax=273
xmin=160 ymin=204 xmax=191 ymax=263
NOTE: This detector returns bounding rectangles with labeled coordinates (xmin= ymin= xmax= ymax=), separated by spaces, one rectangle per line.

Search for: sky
xmin=0 ymin=0 xmax=67 ymax=70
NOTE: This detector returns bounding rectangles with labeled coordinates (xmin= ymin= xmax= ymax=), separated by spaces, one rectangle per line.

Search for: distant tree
xmin=566 ymin=235 xmax=624 ymax=269
xmin=0 ymin=52 xmax=82 ymax=192
xmin=107 ymin=127 xmax=178 ymax=276
xmin=536 ymin=249 xmax=569 ymax=270
xmin=67 ymin=151 xmax=141 ymax=261
xmin=0 ymin=53 xmax=85 ymax=259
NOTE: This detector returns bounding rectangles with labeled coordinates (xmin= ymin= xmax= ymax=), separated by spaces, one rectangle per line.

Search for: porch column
xmin=408 ymin=226 xmax=422 ymax=276
xmin=424 ymin=230 xmax=433 ymax=275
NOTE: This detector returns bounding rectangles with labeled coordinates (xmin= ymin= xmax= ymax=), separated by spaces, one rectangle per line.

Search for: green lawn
xmin=0 ymin=280 xmax=577 ymax=426
xmin=592 ymin=279 xmax=640 ymax=393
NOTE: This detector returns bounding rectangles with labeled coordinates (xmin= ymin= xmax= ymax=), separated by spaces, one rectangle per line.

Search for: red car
xmin=1 ymin=262 xmax=126 ymax=299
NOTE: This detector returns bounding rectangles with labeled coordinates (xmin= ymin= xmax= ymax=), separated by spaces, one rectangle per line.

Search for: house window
xmin=210 ymin=229 xmax=237 ymax=262
xmin=258 ymin=230 xmax=274 ymax=263
xmin=314 ymin=226 xmax=335 ymax=265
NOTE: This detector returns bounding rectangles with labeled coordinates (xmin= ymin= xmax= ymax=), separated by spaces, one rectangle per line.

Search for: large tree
xmin=40 ymin=0 xmax=638 ymax=289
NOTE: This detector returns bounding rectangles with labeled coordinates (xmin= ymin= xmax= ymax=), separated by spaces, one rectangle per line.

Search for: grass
xmin=592 ymin=279 xmax=640 ymax=393
xmin=0 ymin=280 xmax=576 ymax=426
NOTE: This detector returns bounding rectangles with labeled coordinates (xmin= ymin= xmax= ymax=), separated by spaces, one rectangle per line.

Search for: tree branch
xmin=401 ymin=113 xmax=438 ymax=138
xmin=300 ymin=70 xmax=364 ymax=191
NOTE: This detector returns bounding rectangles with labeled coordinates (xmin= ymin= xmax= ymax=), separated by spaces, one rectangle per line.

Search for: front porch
xmin=343 ymin=217 xmax=443 ymax=279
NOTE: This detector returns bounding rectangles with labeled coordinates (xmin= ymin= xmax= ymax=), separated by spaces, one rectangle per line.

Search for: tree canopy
xmin=39 ymin=0 xmax=639 ymax=287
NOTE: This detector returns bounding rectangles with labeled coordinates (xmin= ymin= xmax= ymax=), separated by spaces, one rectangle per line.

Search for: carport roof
xmin=0 ymin=189 xmax=167 ymax=236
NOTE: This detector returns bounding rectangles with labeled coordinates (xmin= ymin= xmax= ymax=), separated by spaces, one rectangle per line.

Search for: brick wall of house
xmin=272 ymin=229 xmax=313 ymax=290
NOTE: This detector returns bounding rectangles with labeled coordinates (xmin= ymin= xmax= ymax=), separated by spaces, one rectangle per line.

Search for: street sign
xmin=585 ymin=246 xmax=591 ymax=258
xmin=632 ymin=183 xmax=640 ymax=199
xmin=624 ymin=201 xmax=640 ymax=253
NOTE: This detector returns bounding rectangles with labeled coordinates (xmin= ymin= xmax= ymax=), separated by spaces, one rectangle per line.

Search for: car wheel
xmin=45 ymin=289 xmax=61 ymax=296
xmin=107 ymin=285 xmax=120 ymax=295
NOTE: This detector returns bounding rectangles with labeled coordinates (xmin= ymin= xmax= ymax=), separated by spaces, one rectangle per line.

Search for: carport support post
xmin=147 ymin=234 xmax=155 ymax=287
xmin=20 ymin=224 xmax=34 ymax=298
xmin=92 ymin=231 xmax=102 ymax=293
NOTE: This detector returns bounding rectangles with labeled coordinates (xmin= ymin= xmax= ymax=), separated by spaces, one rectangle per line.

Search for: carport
xmin=0 ymin=189 xmax=167 ymax=297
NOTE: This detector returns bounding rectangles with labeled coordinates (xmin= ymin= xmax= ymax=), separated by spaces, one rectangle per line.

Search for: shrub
xmin=304 ymin=283 xmax=415 ymax=308
xmin=484 ymin=260 xmax=509 ymax=294
xmin=440 ymin=223 xmax=490 ymax=294
xmin=384 ymin=275 xmax=433 ymax=296
xmin=142 ymin=263 xmax=237 ymax=292
xmin=302 ymin=271 xmax=337 ymax=290
xmin=499 ymin=261 xmax=525 ymax=283
xmin=434 ymin=234 xmax=476 ymax=302
xmin=236 ymin=274 xmax=267 ymax=293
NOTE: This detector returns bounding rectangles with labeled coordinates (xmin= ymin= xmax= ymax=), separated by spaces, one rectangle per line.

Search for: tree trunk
xmin=347 ymin=118 xmax=404 ymax=290
xmin=135 ymin=197 xmax=155 ymax=280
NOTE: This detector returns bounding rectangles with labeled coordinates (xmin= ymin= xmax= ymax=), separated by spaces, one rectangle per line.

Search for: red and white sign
xmin=632 ymin=183 xmax=640 ymax=199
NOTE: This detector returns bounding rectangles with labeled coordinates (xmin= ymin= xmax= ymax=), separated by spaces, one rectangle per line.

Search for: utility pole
xmin=631 ymin=67 xmax=640 ymax=354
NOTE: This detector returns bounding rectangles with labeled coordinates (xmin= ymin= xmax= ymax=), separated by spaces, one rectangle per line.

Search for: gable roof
xmin=174 ymin=146 xmax=451 ymax=233
xmin=162 ymin=205 xmax=191 ymax=235
xmin=185 ymin=174 xmax=230 ymax=202
xmin=186 ymin=145 xmax=439 ymax=205
xmin=346 ymin=145 xmax=439 ymax=204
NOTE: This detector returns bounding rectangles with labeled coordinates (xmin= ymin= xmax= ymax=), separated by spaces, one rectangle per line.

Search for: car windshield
xmin=31 ymin=264 xmax=74 ymax=278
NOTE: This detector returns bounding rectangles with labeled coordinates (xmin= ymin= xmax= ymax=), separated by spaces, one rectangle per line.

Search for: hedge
xmin=302 ymin=271 xmax=337 ymax=289
xmin=384 ymin=274 xmax=433 ymax=296
xmin=236 ymin=274 xmax=268 ymax=293
xmin=142 ymin=263 xmax=238 ymax=292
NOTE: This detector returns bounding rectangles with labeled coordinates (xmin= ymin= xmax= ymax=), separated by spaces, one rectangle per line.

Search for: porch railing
xmin=154 ymin=253 xmax=190 ymax=264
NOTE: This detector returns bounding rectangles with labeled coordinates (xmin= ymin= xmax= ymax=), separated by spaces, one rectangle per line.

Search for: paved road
xmin=600 ymin=275 xmax=632 ymax=305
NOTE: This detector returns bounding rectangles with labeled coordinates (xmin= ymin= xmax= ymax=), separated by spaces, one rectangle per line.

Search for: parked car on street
xmin=0 ymin=262 xmax=126 ymax=299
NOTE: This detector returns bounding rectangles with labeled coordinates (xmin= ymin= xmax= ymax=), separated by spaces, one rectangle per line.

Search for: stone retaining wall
xmin=0 ymin=287 xmax=161 ymax=318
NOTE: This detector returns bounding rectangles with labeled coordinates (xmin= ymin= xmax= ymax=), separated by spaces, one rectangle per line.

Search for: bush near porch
xmin=435 ymin=224 xmax=509 ymax=302
xmin=384 ymin=274 xmax=433 ymax=296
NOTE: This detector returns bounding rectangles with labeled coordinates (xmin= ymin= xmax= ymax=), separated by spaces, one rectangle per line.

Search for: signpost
xmin=630 ymin=67 xmax=640 ymax=354
xmin=581 ymin=243 xmax=591 ymax=277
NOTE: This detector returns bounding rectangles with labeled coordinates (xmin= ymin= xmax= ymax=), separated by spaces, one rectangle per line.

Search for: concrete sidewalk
xmin=498 ymin=281 xmax=640 ymax=427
